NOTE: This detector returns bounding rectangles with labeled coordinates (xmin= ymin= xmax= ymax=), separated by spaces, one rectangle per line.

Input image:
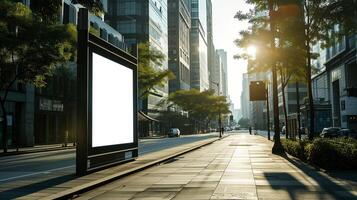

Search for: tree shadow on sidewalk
xmin=263 ymin=172 xmax=308 ymax=200
xmin=0 ymin=174 xmax=76 ymax=200
xmin=327 ymin=171 xmax=357 ymax=185
xmin=282 ymin=156 xmax=357 ymax=200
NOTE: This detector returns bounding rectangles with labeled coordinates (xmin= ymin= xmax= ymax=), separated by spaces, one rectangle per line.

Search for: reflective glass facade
xmin=190 ymin=0 xmax=208 ymax=91
xmin=106 ymin=0 xmax=169 ymax=111
xmin=168 ymin=0 xmax=191 ymax=92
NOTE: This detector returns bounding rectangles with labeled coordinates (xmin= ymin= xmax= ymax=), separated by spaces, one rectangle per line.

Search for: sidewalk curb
xmin=40 ymin=136 xmax=228 ymax=200
xmin=0 ymin=146 xmax=76 ymax=157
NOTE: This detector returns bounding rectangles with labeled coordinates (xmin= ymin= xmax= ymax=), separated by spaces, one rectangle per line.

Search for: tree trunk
xmin=304 ymin=0 xmax=315 ymax=140
xmin=296 ymin=82 xmax=302 ymax=141
xmin=306 ymin=44 xmax=314 ymax=140
xmin=266 ymin=87 xmax=271 ymax=140
xmin=268 ymin=0 xmax=284 ymax=155
xmin=280 ymin=71 xmax=289 ymax=140
xmin=0 ymin=100 xmax=8 ymax=153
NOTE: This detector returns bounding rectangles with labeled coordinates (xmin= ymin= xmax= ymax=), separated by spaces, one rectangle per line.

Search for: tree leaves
xmin=138 ymin=42 xmax=175 ymax=98
xmin=169 ymin=89 xmax=230 ymax=124
xmin=0 ymin=0 xmax=77 ymax=90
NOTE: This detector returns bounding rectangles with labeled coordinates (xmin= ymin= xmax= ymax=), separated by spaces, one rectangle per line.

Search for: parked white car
xmin=169 ymin=128 xmax=180 ymax=137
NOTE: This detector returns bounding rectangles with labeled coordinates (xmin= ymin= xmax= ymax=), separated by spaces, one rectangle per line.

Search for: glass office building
xmin=190 ymin=0 xmax=209 ymax=91
xmin=168 ymin=0 xmax=191 ymax=92
xmin=106 ymin=0 xmax=169 ymax=112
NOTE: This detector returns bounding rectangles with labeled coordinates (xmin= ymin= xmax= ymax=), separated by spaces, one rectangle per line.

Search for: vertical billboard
xmin=249 ymin=81 xmax=267 ymax=101
xmin=76 ymin=8 xmax=138 ymax=175
xmin=91 ymin=52 xmax=134 ymax=147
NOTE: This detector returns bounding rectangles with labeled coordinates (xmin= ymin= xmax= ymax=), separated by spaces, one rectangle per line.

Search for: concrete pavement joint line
xmin=248 ymin=144 xmax=259 ymax=199
xmin=38 ymin=137 xmax=225 ymax=200
xmin=213 ymin=138 xmax=236 ymax=199
xmin=0 ymin=165 xmax=75 ymax=182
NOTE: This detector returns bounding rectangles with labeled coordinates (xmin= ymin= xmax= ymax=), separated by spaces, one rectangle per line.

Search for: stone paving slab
xmin=75 ymin=133 xmax=357 ymax=200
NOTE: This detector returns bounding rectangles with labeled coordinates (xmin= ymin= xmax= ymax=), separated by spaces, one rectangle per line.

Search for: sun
xmin=247 ymin=45 xmax=257 ymax=58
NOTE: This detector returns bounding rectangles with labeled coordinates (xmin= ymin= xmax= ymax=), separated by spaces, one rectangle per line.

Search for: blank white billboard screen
xmin=92 ymin=52 xmax=134 ymax=147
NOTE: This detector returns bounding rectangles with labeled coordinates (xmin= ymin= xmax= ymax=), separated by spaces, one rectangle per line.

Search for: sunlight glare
xmin=247 ymin=45 xmax=257 ymax=58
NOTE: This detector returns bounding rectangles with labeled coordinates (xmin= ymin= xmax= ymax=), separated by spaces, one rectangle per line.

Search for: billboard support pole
xmin=76 ymin=8 xmax=89 ymax=176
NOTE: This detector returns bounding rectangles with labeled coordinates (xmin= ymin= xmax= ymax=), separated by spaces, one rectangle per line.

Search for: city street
xmin=75 ymin=132 xmax=357 ymax=200
xmin=1 ymin=0 xmax=356 ymax=199
xmin=0 ymin=133 xmax=219 ymax=184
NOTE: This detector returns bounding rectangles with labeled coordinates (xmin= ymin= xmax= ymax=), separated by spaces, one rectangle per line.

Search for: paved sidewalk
xmin=76 ymin=133 xmax=357 ymax=200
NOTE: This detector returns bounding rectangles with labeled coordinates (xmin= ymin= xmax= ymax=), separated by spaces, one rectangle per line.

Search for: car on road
xmin=338 ymin=129 xmax=357 ymax=139
xmin=168 ymin=128 xmax=180 ymax=137
xmin=320 ymin=127 xmax=341 ymax=138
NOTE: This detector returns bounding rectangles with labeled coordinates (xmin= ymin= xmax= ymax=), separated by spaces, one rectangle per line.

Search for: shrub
xmin=282 ymin=139 xmax=308 ymax=161
xmin=305 ymin=138 xmax=357 ymax=170
xmin=283 ymin=138 xmax=357 ymax=170
xmin=305 ymin=139 xmax=339 ymax=169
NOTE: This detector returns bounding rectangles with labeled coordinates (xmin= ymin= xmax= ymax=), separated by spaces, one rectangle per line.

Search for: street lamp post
xmin=211 ymin=81 xmax=222 ymax=138
xmin=266 ymin=86 xmax=271 ymax=140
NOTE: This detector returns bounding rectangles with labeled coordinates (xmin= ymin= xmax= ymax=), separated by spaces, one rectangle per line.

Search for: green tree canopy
xmin=169 ymin=89 xmax=230 ymax=126
xmin=138 ymin=42 xmax=175 ymax=98
xmin=0 ymin=0 xmax=76 ymax=152
xmin=238 ymin=118 xmax=250 ymax=128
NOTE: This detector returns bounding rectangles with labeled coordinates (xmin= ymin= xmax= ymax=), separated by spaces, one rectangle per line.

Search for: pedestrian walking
xmin=249 ymin=126 xmax=252 ymax=135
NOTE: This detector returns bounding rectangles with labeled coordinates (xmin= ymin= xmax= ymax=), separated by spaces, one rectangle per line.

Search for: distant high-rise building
xmin=241 ymin=73 xmax=251 ymax=120
xmin=190 ymin=0 xmax=209 ymax=91
xmin=168 ymin=0 xmax=191 ymax=93
xmin=233 ymin=109 xmax=242 ymax=122
xmin=217 ymin=49 xmax=228 ymax=96
xmin=105 ymin=0 xmax=169 ymax=113
xmin=206 ymin=0 xmax=215 ymax=92
xmin=210 ymin=51 xmax=222 ymax=95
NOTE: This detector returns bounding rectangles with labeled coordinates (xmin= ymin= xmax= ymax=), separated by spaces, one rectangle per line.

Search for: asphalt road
xmin=0 ymin=133 xmax=220 ymax=184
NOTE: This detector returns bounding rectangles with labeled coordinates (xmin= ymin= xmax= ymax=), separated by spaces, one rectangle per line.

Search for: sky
xmin=212 ymin=0 xmax=252 ymax=110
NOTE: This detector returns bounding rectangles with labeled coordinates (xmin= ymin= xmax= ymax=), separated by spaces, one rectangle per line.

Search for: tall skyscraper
xmin=105 ymin=0 xmax=169 ymax=112
xmin=206 ymin=0 xmax=215 ymax=92
xmin=168 ymin=0 xmax=191 ymax=93
xmin=217 ymin=49 xmax=228 ymax=96
xmin=211 ymin=52 xmax=222 ymax=95
xmin=241 ymin=73 xmax=251 ymax=119
xmin=190 ymin=0 xmax=209 ymax=91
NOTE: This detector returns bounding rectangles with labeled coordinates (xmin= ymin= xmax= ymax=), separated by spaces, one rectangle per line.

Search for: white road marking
xmin=0 ymin=165 xmax=75 ymax=182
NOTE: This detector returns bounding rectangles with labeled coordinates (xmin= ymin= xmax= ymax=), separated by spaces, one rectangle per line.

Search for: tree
xmin=238 ymin=118 xmax=250 ymax=128
xmin=169 ymin=89 xmax=230 ymax=132
xmin=30 ymin=0 xmax=62 ymax=23
xmin=138 ymin=42 xmax=175 ymax=99
xmin=0 ymin=0 xmax=76 ymax=152
xmin=235 ymin=0 xmax=306 ymax=153
xmin=235 ymin=1 xmax=285 ymax=154
xmin=74 ymin=0 xmax=104 ymax=16
xmin=299 ymin=0 xmax=357 ymax=139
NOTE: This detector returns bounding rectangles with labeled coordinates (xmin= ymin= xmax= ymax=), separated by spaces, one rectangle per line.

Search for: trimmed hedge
xmin=282 ymin=139 xmax=308 ymax=161
xmin=282 ymin=138 xmax=357 ymax=170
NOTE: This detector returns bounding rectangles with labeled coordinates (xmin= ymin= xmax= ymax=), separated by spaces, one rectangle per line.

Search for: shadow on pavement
xmin=0 ymin=174 xmax=76 ymax=200
xmin=327 ymin=171 xmax=357 ymax=185
xmin=263 ymin=172 xmax=308 ymax=200
xmin=283 ymin=156 xmax=357 ymax=200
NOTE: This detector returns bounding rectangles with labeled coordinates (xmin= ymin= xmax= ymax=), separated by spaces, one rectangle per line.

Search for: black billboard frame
xmin=76 ymin=8 xmax=138 ymax=176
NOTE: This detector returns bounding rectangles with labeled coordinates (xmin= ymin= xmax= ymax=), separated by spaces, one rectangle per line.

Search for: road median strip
xmin=26 ymin=136 xmax=227 ymax=200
